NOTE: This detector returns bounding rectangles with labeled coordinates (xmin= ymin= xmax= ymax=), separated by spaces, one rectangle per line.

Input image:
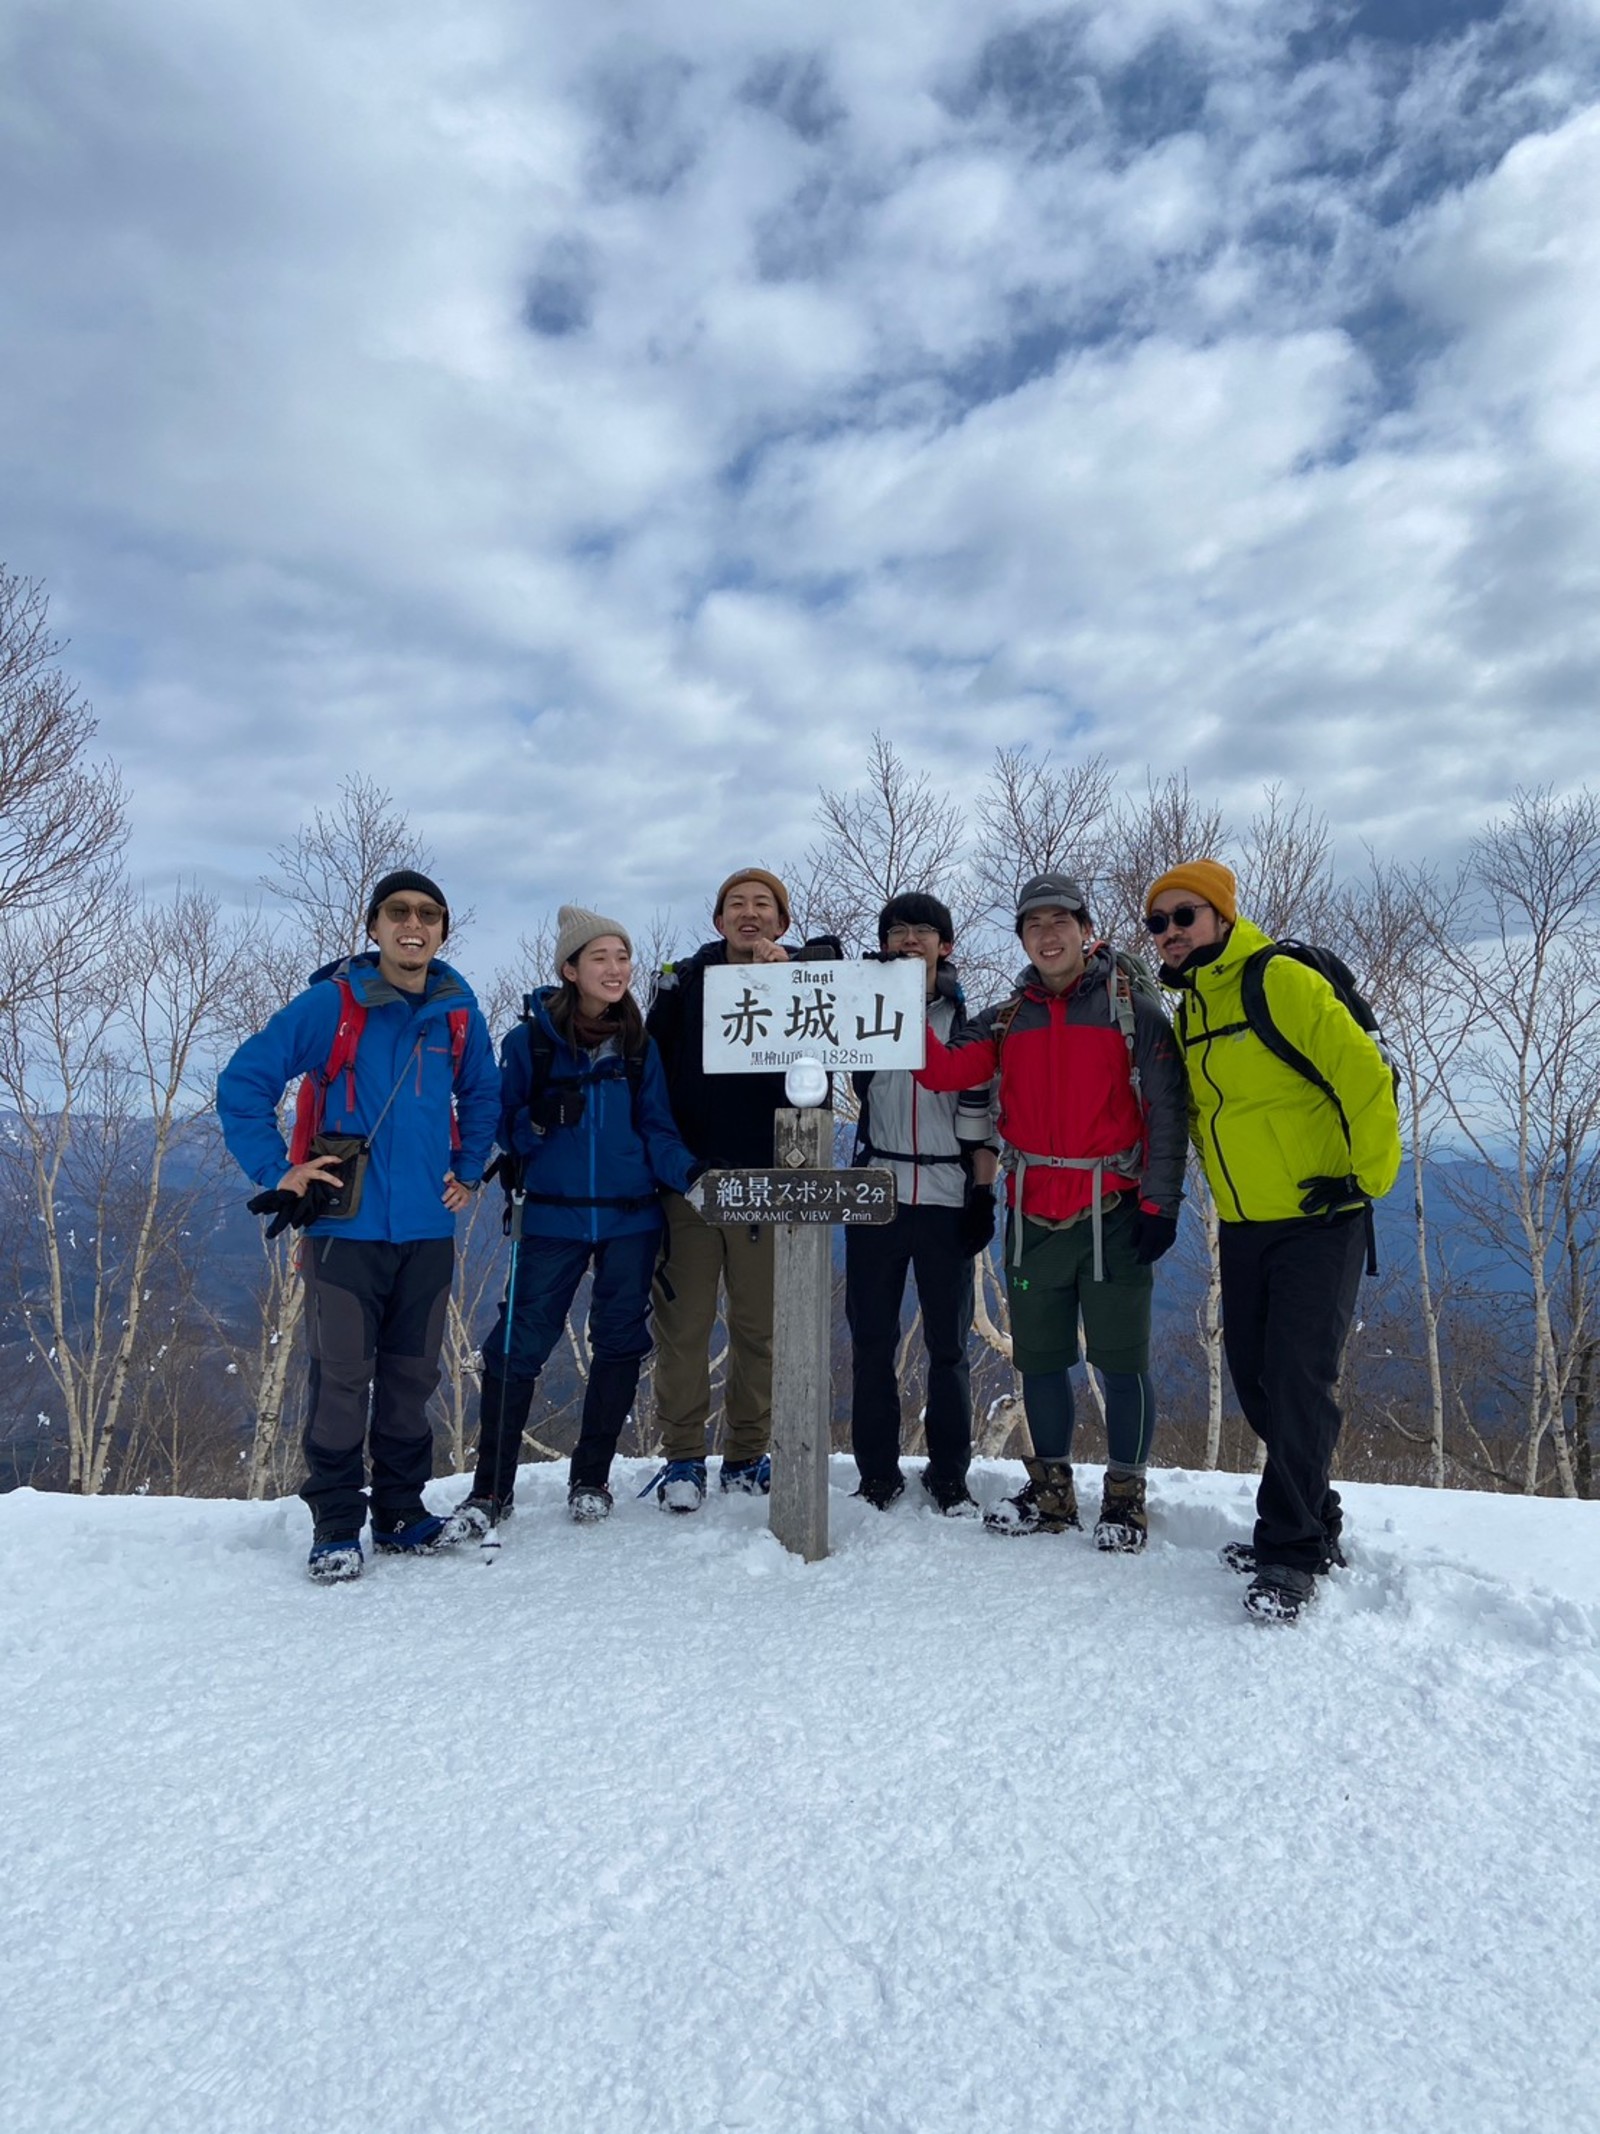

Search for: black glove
xmin=530 ymin=1083 xmax=586 ymax=1132
xmin=1299 ymin=1173 xmax=1364 ymax=1219
xmin=247 ymin=1185 xmax=327 ymax=1239
xmin=1133 ymin=1209 xmax=1179 ymax=1264
xmin=958 ymin=1183 xmax=997 ymax=1258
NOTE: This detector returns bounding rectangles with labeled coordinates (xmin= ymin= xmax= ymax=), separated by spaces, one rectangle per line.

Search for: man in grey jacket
xmin=846 ymin=893 xmax=998 ymax=1513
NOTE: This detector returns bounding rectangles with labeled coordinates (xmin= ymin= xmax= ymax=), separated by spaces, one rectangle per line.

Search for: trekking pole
xmin=482 ymin=1179 xmax=526 ymax=1560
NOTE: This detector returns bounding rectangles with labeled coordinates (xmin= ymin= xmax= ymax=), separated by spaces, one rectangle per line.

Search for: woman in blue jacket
xmin=454 ymin=905 xmax=700 ymax=1529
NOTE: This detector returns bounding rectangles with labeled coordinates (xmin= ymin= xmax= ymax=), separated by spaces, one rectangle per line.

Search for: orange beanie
xmin=1145 ymin=859 xmax=1238 ymax=923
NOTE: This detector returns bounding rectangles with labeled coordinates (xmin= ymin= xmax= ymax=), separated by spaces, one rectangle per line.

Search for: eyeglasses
xmin=1144 ymin=902 xmax=1210 ymax=936
xmin=379 ymin=899 xmax=445 ymax=927
xmin=884 ymin=924 xmax=944 ymax=944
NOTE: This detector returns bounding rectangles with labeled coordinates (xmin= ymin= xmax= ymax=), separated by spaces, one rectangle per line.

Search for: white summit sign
xmin=701 ymin=957 xmax=926 ymax=1075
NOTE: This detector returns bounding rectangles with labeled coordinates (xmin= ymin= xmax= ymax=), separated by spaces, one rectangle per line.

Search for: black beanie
xmin=877 ymin=891 xmax=955 ymax=948
xmin=366 ymin=869 xmax=450 ymax=941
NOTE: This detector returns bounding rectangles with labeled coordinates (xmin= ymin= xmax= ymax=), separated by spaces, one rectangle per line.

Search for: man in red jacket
xmin=915 ymin=875 xmax=1187 ymax=1547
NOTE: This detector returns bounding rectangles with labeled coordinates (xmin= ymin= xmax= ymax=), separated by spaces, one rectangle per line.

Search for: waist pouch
xmin=311 ymin=1133 xmax=370 ymax=1222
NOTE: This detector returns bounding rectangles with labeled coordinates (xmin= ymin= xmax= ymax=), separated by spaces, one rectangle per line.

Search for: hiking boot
xmin=441 ymin=1494 xmax=513 ymax=1545
xmin=720 ymin=1454 xmax=772 ymax=1495
xmin=568 ymin=1483 xmax=613 ymax=1524
xmin=1094 ymin=1472 xmax=1148 ymax=1554
xmin=371 ymin=1511 xmax=449 ymax=1555
xmin=921 ymin=1469 xmax=979 ymax=1518
xmin=853 ymin=1473 xmax=906 ymax=1511
xmin=1243 ymin=1563 xmax=1317 ymax=1623
xmin=982 ymin=1457 xmax=1079 ymax=1537
xmin=307 ymin=1535 xmax=363 ymax=1584
xmin=1222 ymin=1537 xmax=1345 ymax=1578
xmin=655 ymin=1460 xmax=707 ymax=1514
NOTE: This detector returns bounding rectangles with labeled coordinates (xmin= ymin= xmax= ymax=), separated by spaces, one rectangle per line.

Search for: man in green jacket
xmin=1146 ymin=859 xmax=1402 ymax=1622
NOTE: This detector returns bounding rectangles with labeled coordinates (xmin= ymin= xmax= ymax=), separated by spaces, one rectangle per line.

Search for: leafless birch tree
xmin=1433 ymin=789 xmax=1600 ymax=1495
xmin=0 ymin=887 xmax=258 ymax=1493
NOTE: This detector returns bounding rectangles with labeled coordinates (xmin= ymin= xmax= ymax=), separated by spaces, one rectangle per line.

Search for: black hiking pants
xmin=1219 ymin=1211 xmax=1366 ymax=1574
xmin=300 ymin=1236 xmax=455 ymax=1537
xmin=846 ymin=1204 xmax=974 ymax=1487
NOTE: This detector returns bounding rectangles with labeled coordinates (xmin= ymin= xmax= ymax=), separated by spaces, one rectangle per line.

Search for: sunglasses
xmin=379 ymin=899 xmax=445 ymax=927
xmin=1144 ymin=902 xmax=1210 ymax=936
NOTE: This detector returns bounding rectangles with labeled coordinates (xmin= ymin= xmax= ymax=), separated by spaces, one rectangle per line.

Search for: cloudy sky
xmin=5 ymin=0 xmax=1600 ymax=971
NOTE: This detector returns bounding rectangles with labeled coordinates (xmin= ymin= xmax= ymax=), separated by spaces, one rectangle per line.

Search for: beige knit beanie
xmin=555 ymin=904 xmax=632 ymax=974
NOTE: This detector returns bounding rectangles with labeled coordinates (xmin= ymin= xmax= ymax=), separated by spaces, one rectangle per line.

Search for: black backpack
xmin=1236 ymin=941 xmax=1400 ymax=1277
xmin=1236 ymin=941 xmax=1398 ymax=1144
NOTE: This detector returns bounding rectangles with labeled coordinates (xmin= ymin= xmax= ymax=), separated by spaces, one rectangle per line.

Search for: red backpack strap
xmin=288 ymin=980 xmax=365 ymax=1164
xmin=446 ymin=1006 xmax=470 ymax=1152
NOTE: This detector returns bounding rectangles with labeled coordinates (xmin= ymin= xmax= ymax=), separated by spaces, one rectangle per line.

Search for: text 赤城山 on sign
xmin=701 ymin=959 xmax=926 ymax=1075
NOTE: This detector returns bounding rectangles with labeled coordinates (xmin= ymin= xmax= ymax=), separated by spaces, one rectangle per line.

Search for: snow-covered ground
xmin=4 ymin=1461 xmax=1598 ymax=2134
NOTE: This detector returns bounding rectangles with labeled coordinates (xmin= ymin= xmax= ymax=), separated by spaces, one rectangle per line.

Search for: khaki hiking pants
xmin=651 ymin=1190 xmax=775 ymax=1464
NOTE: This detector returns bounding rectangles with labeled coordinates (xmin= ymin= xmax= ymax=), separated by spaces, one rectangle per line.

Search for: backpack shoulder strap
xmin=1239 ymin=945 xmax=1348 ymax=1135
xmin=1106 ymin=955 xmax=1140 ymax=1099
xmin=289 ymin=978 xmax=364 ymax=1164
xmin=990 ymin=992 xmax=1025 ymax=1060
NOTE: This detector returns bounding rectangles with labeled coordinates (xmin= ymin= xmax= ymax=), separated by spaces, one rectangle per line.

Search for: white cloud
xmin=3 ymin=0 xmax=1600 ymax=981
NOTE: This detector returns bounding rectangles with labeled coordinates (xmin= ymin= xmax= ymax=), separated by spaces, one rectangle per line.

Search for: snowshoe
xmin=568 ymin=1483 xmax=614 ymax=1524
xmin=307 ymin=1536 xmax=363 ymax=1584
xmin=720 ymin=1454 xmax=771 ymax=1495
xmin=921 ymin=1469 xmax=979 ymax=1518
xmin=652 ymin=1460 xmax=707 ymax=1514
xmin=983 ymin=1457 xmax=1079 ymax=1536
xmin=441 ymin=1494 xmax=513 ymax=1546
xmin=853 ymin=1473 xmax=906 ymax=1510
xmin=1093 ymin=1472 xmax=1148 ymax=1554
xmin=1243 ymin=1563 xmax=1317 ymax=1623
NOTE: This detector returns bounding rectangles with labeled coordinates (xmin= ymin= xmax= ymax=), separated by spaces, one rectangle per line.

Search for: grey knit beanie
xmin=555 ymin=904 xmax=632 ymax=973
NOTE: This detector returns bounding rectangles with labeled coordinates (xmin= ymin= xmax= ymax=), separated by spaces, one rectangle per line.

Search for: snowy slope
xmin=3 ymin=1464 xmax=1598 ymax=2134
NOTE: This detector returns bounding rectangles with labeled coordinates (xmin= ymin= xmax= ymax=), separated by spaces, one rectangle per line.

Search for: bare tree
xmin=1347 ymin=855 xmax=1471 ymax=1486
xmin=972 ymin=748 xmax=1117 ymax=922
xmin=1433 ymin=788 xmax=1600 ymax=1495
xmin=791 ymin=733 xmax=971 ymax=953
xmin=0 ymin=886 xmax=258 ymax=1493
xmin=261 ymin=774 xmax=437 ymax=968
xmin=1103 ymin=773 xmax=1230 ymax=953
xmin=0 ymin=566 xmax=126 ymax=953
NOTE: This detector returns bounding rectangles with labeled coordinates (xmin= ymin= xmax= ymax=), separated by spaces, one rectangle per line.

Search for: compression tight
xmin=1021 ymin=1369 xmax=1155 ymax=1471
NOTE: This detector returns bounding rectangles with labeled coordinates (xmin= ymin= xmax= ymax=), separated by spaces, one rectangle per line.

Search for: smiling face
xmin=714 ymin=879 xmax=786 ymax=962
xmin=368 ymin=895 xmax=446 ymax=993
xmin=1146 ymin=891 xmax=1227 ymax=971
xmin=1020 ymin=905 xmax=1090 ymax=993
xmin=882 ymin=918 xmax=951 ymax=994
xmin=562 ymin=934 xmax=632 ymax=1017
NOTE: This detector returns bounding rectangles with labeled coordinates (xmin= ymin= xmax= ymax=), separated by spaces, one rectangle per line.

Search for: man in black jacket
xmin=646 ymin=868 xmax=842 ymax=1511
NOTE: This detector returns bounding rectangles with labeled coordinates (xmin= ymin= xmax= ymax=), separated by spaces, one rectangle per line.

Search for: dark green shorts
xmin=1005 ymin=1196 xmax=1152 ymax=1376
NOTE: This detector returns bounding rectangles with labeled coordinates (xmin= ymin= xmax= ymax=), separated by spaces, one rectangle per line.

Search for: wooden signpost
xmin=690 ymin=960 xmax=926 ymax=1563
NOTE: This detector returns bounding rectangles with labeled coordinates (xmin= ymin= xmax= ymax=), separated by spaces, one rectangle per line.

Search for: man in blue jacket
xmin=218 ymin=870 xmax=501 ymax=1581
